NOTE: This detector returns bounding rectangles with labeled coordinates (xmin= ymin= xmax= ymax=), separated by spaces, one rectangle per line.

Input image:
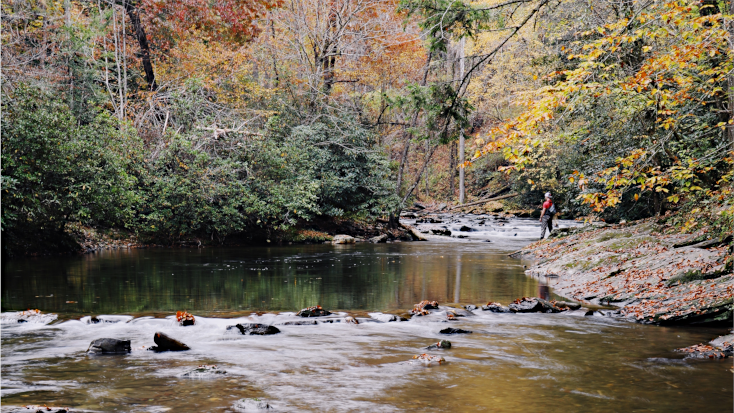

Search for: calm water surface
xmin=2 ymin=218 xmax=731 ymax=412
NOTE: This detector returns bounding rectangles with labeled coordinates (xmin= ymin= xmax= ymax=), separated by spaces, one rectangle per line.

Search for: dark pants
xmin=541 ymin=214 xmax=553 ymax=238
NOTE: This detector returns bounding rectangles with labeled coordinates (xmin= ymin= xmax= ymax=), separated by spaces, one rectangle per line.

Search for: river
xmin=1 ymin=216 xmax=731 ymax=412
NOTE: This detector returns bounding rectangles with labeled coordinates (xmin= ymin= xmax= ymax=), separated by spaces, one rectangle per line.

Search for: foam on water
xmin=1 ymin=308 xmax=636 ymax=411
xmin=402 ymin=214 xmax=581 ymax=245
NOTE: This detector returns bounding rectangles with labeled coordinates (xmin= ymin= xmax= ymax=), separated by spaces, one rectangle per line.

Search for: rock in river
xmin=426 ymin=340 xmax=452 ymax=349
xmin=228 ymin=323 xmax=281 ymax=335
xmin=7 ymin=405 xmax=70 ymax=413
xmin=297 ymin=305 xmax=331 ymax=317
xmin=481 ymin=302 xmax=510 ymax=313
xmin=280 ymin=320 xmax=318 ymax=326
xmin=439 ymin=328 xmax=472 ymax=335
xmin=676 ymin=333 xmax=734 ymax=359
xmin=233 ymin=397 xmax=273 ymax=411
xmin=369 ymin=234 xmax=388 ymax=243
xmin=332 ymin=234 xmax=355 ymax=244
xmin=180 ymin=364 xmax=227 ymax=378
xmin=430 ymin=228 xmax=451 ymax=236
xmin=87 ymin=338 xmax=131 ymax=354
xmin=508 ymin=297 xmax=563 ymax=313
xmin=150 ymin=332 xmax=190 ymax=352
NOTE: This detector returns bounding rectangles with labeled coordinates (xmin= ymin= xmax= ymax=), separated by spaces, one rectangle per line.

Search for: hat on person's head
xmin=545 ymin=192 xmax=552 ymax=198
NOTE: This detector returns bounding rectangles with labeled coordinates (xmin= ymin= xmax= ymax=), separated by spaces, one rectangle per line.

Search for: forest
xmin=2 ymin=0 xmax=733 ymax=255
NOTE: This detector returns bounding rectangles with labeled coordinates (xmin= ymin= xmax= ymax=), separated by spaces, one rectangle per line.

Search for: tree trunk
xmin=458 ymin=37 xmax=466 ymax=204
xmin=449 ymin=140 xmax=457 ymax=197
xmin=402 ymin=144 xmax=438 ymax=205
xmin=321 ymin=0 xmax=338 ymax=93
xmin=396 ymin=138 xmax=411 ymax=195
xmin=123 ymin=1 xmax=157 ymax=91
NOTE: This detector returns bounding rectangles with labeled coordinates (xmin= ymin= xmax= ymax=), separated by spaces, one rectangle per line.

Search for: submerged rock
xmin=426 ymin=340 xmax=452 ymax=349
xmin=7 ymin=405 xmax=70 ymax=413
xmin=332 ymin=234 xmax=355 ymax=244
xmin=180 ymin=364 xmax=226 ymax=378
xmin=411 ymin=353 xmax=446 ymax=365
xmin=297 ymin=305 xmax=331 ymax=317
xmin=280 ymin=320 xmax=318 ymax=326
xmin=228 ymin=323 xmax=281 ymax=335
xmin=84 ymin=315 xmax=131 ymax=324
xmin=1 ymin=309 xmax=58 ymax=325
xmin=368 ymin=313 xmax=407 ymax=322
xmin=233 ymin=398 xmax=273 ymax=411
xmin=87 ymin=338 xmax=131 ymax=354
xmin=439 ymin=328 xmax=472 ymax=335
xmin=464 ymin=304 xmax=478 ymax=311
xmin=430 ymin=228 xmax=452 ymax=236
xmin=150 ymin=332 xmax=190 ymax=351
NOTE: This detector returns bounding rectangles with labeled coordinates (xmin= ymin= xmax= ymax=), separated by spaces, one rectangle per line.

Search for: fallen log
xmin=400 ymin=224 xmax=427 ymax=241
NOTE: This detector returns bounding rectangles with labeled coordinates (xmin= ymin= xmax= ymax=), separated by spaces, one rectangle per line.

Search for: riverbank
xmin=14 ymin=217 xmax=418 ymax=256
xmin=517 ymin=218 xmax=733 ymax=325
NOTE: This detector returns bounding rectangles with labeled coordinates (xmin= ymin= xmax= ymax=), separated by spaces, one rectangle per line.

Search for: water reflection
xmin=2 ymin=241 xmax=541 ymax=315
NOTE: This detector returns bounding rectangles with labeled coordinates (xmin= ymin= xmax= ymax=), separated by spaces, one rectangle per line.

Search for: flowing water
xmin=1 ymin=217 xmax=731 ymax=412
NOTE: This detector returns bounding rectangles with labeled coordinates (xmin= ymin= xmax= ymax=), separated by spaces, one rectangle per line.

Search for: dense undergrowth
xmin=1 ymin=88 xmax=396 ymax=256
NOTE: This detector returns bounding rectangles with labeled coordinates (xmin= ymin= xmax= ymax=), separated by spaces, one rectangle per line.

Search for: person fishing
xmin=539 ymin=192 xmax=556 ymax=239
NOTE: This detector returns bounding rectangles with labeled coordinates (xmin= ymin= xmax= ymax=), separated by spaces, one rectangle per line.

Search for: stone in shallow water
xmin=1 ymin=310 xmax=57 ymax=325
xmin=228 ymin=323 xmax=281 ymax=335
xmin=280 ymin=320 xmax=318 ymax=326
xmin=411 ymin=353 xmax=446 ymax=365
xmin=6 ymin=405 xmax=70 ymax=413
xmin=508 ymin=297 xmax=562 ymax=313
xmin=676 ymin=343 xmax=733 ymax=359
xmin=481 ymin=302 xmax=510 ymax=313
xmin=87 ymin=338 xmax=131 ymax=354
xmin=426 ymin=340 xmax=452 ymax=349
xmin=369 ymin=234 xmax=388 ymax=243
xmin=332 ymin=234 xmax=355 ymax=244
xmin=296 ymin=306 xmax=331 ymax=317
xmin=439 ymin=328 xmax=472 ymax=335
xmin=368 ymin=313 xmax=407 ymax=322
xmin=180 ymin=364 xmax=226 ymax=378
xmin=233 ymin=398 xmax=273 ymax=411
xmin=149 ymin=331 xmax=190 ymax=352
